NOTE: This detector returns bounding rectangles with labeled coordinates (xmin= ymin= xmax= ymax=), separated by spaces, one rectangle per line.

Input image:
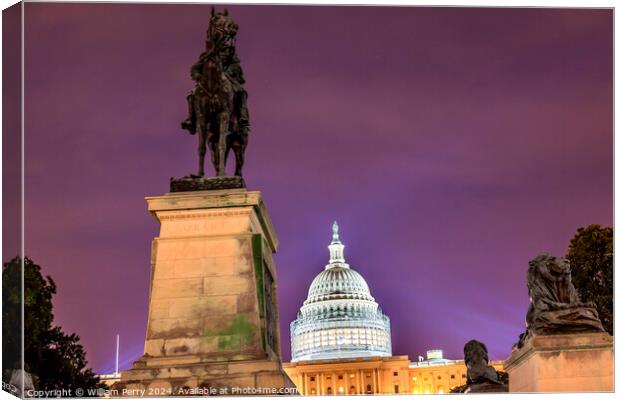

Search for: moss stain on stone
xmin=203 ymin=315 xmax=256 ymax=350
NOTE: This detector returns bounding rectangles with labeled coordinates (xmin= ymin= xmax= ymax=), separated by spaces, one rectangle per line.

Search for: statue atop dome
xmin=328 ymin=221 xmax=346 ymax=266
xmin=331 ymin=221 xmax=341 ymax=243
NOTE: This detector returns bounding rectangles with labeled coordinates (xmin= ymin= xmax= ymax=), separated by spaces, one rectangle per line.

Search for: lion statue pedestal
xmin=505 ymin=254 xmax=613 ymax=392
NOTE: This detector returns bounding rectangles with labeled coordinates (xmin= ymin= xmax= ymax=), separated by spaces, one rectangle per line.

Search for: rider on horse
xmin=181 ymin=15 xmax=249 ymax=138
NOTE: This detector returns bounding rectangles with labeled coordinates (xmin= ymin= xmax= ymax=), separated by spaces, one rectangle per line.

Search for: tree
xmin=566 ymin=225 xmax=613 ymax=335
xmin=2 ymin=257 xmax=106 ymax=394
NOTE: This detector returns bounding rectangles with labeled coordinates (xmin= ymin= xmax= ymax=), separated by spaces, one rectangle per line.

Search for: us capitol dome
xmin=290 ymin=222 xmax=392 ymax=362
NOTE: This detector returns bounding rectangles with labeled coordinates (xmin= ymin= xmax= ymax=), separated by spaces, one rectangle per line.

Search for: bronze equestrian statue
xmin=181 ymin=7 xmax=249 ymax=178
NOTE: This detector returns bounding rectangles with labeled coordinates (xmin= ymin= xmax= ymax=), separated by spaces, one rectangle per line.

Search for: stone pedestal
xmin=504 ymin=332 xmax=613 ymax=393
xmin=115 ymin=189 xmax=295 ymax=395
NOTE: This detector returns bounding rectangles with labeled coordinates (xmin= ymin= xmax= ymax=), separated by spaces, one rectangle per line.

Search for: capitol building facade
xmin=290 ymin=222 xmax=392 ymax=361
xmin=284 ymin=223 xmax=503 ymax=395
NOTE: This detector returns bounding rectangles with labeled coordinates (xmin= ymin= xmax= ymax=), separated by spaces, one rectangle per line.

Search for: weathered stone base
xmin=115 ymin=189 xmax=294 ymax=396
xmin=114 ymin=357 xmax=296 ymax=396
xmin=170 ymin=176 xmax=246 ymax=192
xmin=505 ymin=332 xmax=613 ymax=392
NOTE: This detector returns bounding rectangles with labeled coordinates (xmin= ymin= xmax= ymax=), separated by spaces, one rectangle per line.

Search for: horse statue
xmin=182 ymin=7 xmax=249 ymax=178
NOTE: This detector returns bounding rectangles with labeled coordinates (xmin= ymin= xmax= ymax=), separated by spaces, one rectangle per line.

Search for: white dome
xmin=290 ymin=222 xmax=392 ymax=362
xmin=305 ymin=266 xmax=374 ymax=305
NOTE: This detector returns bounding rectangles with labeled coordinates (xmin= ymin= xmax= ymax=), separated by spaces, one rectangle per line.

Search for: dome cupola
xmin=328 ymin=221 xmax=346 ymax=265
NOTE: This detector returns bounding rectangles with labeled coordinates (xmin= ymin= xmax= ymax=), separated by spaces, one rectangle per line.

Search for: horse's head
xmin=207 ymin=7 xmax=238 ymax=51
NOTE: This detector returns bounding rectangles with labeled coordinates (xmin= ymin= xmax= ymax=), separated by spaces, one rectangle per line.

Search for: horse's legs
xmin=206 ymin=122 xmax=219 ymax=176
xmin=224 ymin=137 xmax=232 ymax=169
xmin=217 ymin=112 xmax=229 ymax=176
xmin=197 ymin=114 xmax=206 ymax=177
xmin=233 ymin=137 xmax=246 ymax=177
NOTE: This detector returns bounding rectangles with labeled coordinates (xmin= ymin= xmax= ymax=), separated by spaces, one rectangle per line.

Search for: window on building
xmin=366 ymin=385 xmax=372 ymax=394
xmin=394 ymin=385 xmax=399 ymax=394
xmin=326 ymin=376 xmax=332 ymax=380
xmin=437 ymin=376 xmax=441 ymax=380
xmin=311 ymin=389 xmax=316 ymax=395
xmin=338 ymin=387 xmax=344 ymax=394
xmin=450 ymin=374 xmax=455 ymax=379
xmin=349 ymin=386 xmax=356 ymax=394
xmin=366 ymin=374 xmax=371 ymax=378
xmin=310 ymin=376 xmax=315 ymax=382
xmin=462 ymin=374 xmax=466 ymax=378
xmin=393 ymin=371 xmax=398 ymax=376
xmin=349 ymin=374 xmax=355 ymax=379
xmin=327 ymin=387 xmax=332 ymax=395
xmin=338 ymin=375 xmax=343 ymax=380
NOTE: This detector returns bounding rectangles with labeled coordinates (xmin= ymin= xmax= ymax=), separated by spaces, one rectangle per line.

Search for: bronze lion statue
xmin=464 ymin=340 xmax=503 ymax=385
xmin=514 ymin=253 xmax=605 ymax=349
xmin=451 ymin=340 xmax=507 ymax=393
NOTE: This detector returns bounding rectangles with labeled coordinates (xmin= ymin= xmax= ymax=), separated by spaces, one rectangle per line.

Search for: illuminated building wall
xmin=283 ymin=350 xmax=504 ymax=395
xmin=283 ymin=356 xmax=411 ymax=395
xmin=408 ymin=350 xmax=504 ymax=394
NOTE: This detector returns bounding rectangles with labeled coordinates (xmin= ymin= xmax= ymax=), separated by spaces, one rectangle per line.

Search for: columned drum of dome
xmin=290 ymin=222 xmax=392 ymax=361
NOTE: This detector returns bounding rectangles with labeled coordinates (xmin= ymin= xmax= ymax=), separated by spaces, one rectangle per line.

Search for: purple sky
xmin=11 ymin=4 xmax=613 ymax=374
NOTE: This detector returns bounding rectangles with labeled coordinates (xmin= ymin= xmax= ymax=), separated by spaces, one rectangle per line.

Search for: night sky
xmin=12 ymin=4 xmax=613 ymax=374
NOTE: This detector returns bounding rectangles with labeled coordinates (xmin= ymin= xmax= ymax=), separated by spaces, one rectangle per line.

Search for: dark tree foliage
xmin=2 ymin=257 xmax=106 ymax=395
xmin=566 ymin=225 xmax=613 ymax=335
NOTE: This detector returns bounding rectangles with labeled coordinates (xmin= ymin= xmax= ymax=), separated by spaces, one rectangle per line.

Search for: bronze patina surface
xmin=173 ymin=7 xmax=250 ymax=191
xmin=451 ymin=340 xmax=508 ymax=393
xmin=514 ymin=254 xmax=605 ymax=350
